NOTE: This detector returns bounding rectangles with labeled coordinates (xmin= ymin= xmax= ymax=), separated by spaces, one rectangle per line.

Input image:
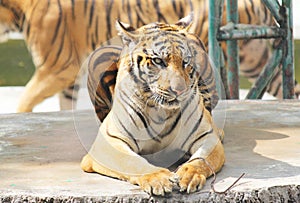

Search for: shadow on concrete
xmin=221 ymin=127 xmax=300 ymax=179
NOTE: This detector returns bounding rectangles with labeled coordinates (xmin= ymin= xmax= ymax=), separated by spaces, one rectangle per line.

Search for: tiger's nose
xmin=170 ymin=76 xmax=187 ymax=96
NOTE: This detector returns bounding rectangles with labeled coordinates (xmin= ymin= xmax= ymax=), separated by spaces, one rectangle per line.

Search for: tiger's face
xmin=116 ymin=15 xmax=205 ymax=108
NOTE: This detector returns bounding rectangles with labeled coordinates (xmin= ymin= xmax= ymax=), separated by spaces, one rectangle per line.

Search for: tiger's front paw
xmin=130 ymin=169 xmax=175 ymax=196
xmin=176 ymin=163 xmax=206 ymax=193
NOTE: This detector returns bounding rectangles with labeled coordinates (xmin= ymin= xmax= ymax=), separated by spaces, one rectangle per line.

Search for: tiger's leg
xmin=81 ymin=116 xmax=175 ymax=196
xmin=58 ymin=85 xmax=78 ymax=110
xmin=17 ymin=67 xmax=76 ymax=112
xmin=58 ymin=66 xmax=87 ymax=110
xmin=176 ymin=112 xmax=225 ymax=193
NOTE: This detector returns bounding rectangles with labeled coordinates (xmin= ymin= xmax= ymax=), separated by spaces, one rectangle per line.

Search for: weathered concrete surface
xmin=0 ymin=100 xmax=300 ymax=202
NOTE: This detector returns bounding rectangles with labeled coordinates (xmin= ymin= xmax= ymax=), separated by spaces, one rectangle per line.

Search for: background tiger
xmin=81 ymin=15 xmax=225 ymax=196
xmin=0 ymin=0 xmax=298 ymax=112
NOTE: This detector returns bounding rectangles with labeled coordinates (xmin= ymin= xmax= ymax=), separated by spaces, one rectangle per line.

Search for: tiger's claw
xmin=130 ymin=169 xmax=175 ymax=196
xmin=176 ymin=163 xmax=206 ymax=193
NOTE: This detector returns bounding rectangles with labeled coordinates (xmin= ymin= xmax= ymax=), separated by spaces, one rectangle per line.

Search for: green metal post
xmin=261 ymin=0 xmax=282 ymax=23
xmin=246 ymin=48 xmax=283 ymax=99
xmin=208 ymin=0 xmax=225 ymax=99
xmin=282 ymin=0 xmax=295 ymax=99
xmin=226 ymin=0 xmax=239 ymax=99
xmin=218 ymin=25 xmax=286 ymax=40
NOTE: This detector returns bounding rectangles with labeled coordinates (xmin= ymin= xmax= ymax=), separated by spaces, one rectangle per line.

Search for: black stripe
xmin=99 ymin=71 xmax=116 ymax=105
xmin=93 ymin=52 xmax=120 ymax=70
xmin=243 ymin=0 xmax=251 ymax=24
xmin=36 ymin=49 xmax=51 ymax=68
xmin=105 ymin=0 xmax=114 ymax=40
xmin=55 ymin=39 xmax=74 ymax=74
xmin=118 ymin=99 xmax=139 ymax=127
xmin=267 ymin=69 xmax=281 ymax=96
xmin=69 ymin=84 xmax=80 ymax=91
xmin=63 ymin=91 xmax=75 ymax=100
xmin=18 ymin=13 xmax=26 ymax=32
xmin=50 ymin=18 xmax=67 ymax=69
xmin=272 ymin=82 xmax=281 ymax=97
xmin=158 ymin=110 xmax=181 ymax=139
xmin=127 ymin=0 xmax=133 ymax=25
xmin=187 ymin=128 xmax=214 ymax=153
xmin=92 ymin=35 xmax=96 ymax=50
xmin=247 ymin=73 xmax=260 ymax=79
xmin=71 ymin=0 xmax=75 ymax=19
xmin=107 ymin=134 xmax=136 ymax=152
xmin=178 ymin=1 xmax=184 ymax=19
xmin=184 ymin=97 xmax=199 ymax=126
xmin=249 ymin=0 xmax=255 ymax=16
xmin=51 ymin=0 xmax=62 ymax=45
xmin=119 ymin=91 xmax=148 ymax=129
xmin=181 ymin=107 xmax=204 ymax=148
xmin=159 ymin=92 xmax=197 ymax=139
xmin=120 ymin=89 xmax=161 ymax=142
xmin=89 ymin=0 xmax=95 ymax=27
xmin=152 ymin=0 xmax=167 ymax=23
xmin=106 ymin=77 xmax=117 ymax=87
xmin=26 ymin=22 xmax=31 ymax=38
xmin=136 ymin=0 xmax=143 ymax=12
xmin=172 ymin=0 xmax=177 ymax=13
xmin=135 ymin=7 xmax=146 ymax=26
xmin=84 ymin=0 xmax=88 ymax=16
xmin=107 ymin=122 xmax=140 ymax=152
xmin=241 ymin=48 xmax=269 ymax=75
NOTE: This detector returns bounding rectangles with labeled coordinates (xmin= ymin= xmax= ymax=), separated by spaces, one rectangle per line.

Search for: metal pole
xmin=281 ymin=0 xmax=295 ymax=99
xmin=246 ymin=48 xmax=283 ymax=99
xmin=226 ymin=0 xmax=239 ymax=99
xmin=218 ymin=25 xmax=286 ymax=40
xmin=261 ymin=0 xmax=282 ymax=24
xmin=208 ymin=0 xmax=225 ymax=99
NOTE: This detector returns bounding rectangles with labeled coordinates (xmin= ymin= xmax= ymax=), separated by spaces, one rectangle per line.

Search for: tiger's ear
xmin=116 ymin=20 xmax=138 ymax=45
xmin=175 ymin=12 xmax=194 ymax=31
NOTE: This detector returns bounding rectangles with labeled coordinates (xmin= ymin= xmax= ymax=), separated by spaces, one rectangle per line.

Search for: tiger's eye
xmin=183 ymin=56 xmax=191 ymax=67
xmin=153 ymin=58 xmax=162 ymax=64
xmin=152 ymin=57 xmax=166 ymax=67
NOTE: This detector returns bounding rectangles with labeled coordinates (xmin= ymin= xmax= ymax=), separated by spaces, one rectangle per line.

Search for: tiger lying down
xmin=81 ymin=14 xmax=225 ymax=196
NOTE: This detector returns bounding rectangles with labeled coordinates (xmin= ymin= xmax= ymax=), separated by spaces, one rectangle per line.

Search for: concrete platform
xmin=0 ymin=86 xmax=275 ymax=114
xmin=0 ymin=100 xmax=300 ymax=202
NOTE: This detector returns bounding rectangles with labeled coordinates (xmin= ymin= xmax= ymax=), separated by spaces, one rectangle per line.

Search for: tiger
xmin=87 ymin=44 xmax=219 ymax=122
xmin=80 ymin=14 xmax=225 ymax=196
xmin=0 ymin=0 xmax=298 ymax=113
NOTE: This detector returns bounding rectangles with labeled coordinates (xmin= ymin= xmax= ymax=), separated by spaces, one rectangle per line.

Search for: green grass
xmin=295 ymin=40 xmax=300 ymax=83
xmin=0 ymin=40 xmax=34 ymax=86
xmin=0 ymin=39 xmax=299 ymax=87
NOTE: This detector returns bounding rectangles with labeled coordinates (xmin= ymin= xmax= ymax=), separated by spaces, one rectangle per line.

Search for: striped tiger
xmin=87 ymin=42 xmax=219 ymax=122
xmin=81 ymin=14 xmax=225 ymax=196
xmin=0 ymin=0 xmax=298 ymax=112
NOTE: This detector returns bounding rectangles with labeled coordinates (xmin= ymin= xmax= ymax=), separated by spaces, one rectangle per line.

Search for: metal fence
xmin=208 ymin=0 xmax=295 ymax=99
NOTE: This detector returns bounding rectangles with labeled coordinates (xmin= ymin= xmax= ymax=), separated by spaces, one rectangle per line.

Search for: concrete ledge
xmin=0 ymin=101 xmax=300 ymax=202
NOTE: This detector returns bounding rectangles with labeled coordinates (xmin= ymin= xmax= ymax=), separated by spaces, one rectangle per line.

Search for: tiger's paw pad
xmin=132 ymin=169 xmax=175 ymax=196
xmin=176 ymin=163 xmax=206 ymax=193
